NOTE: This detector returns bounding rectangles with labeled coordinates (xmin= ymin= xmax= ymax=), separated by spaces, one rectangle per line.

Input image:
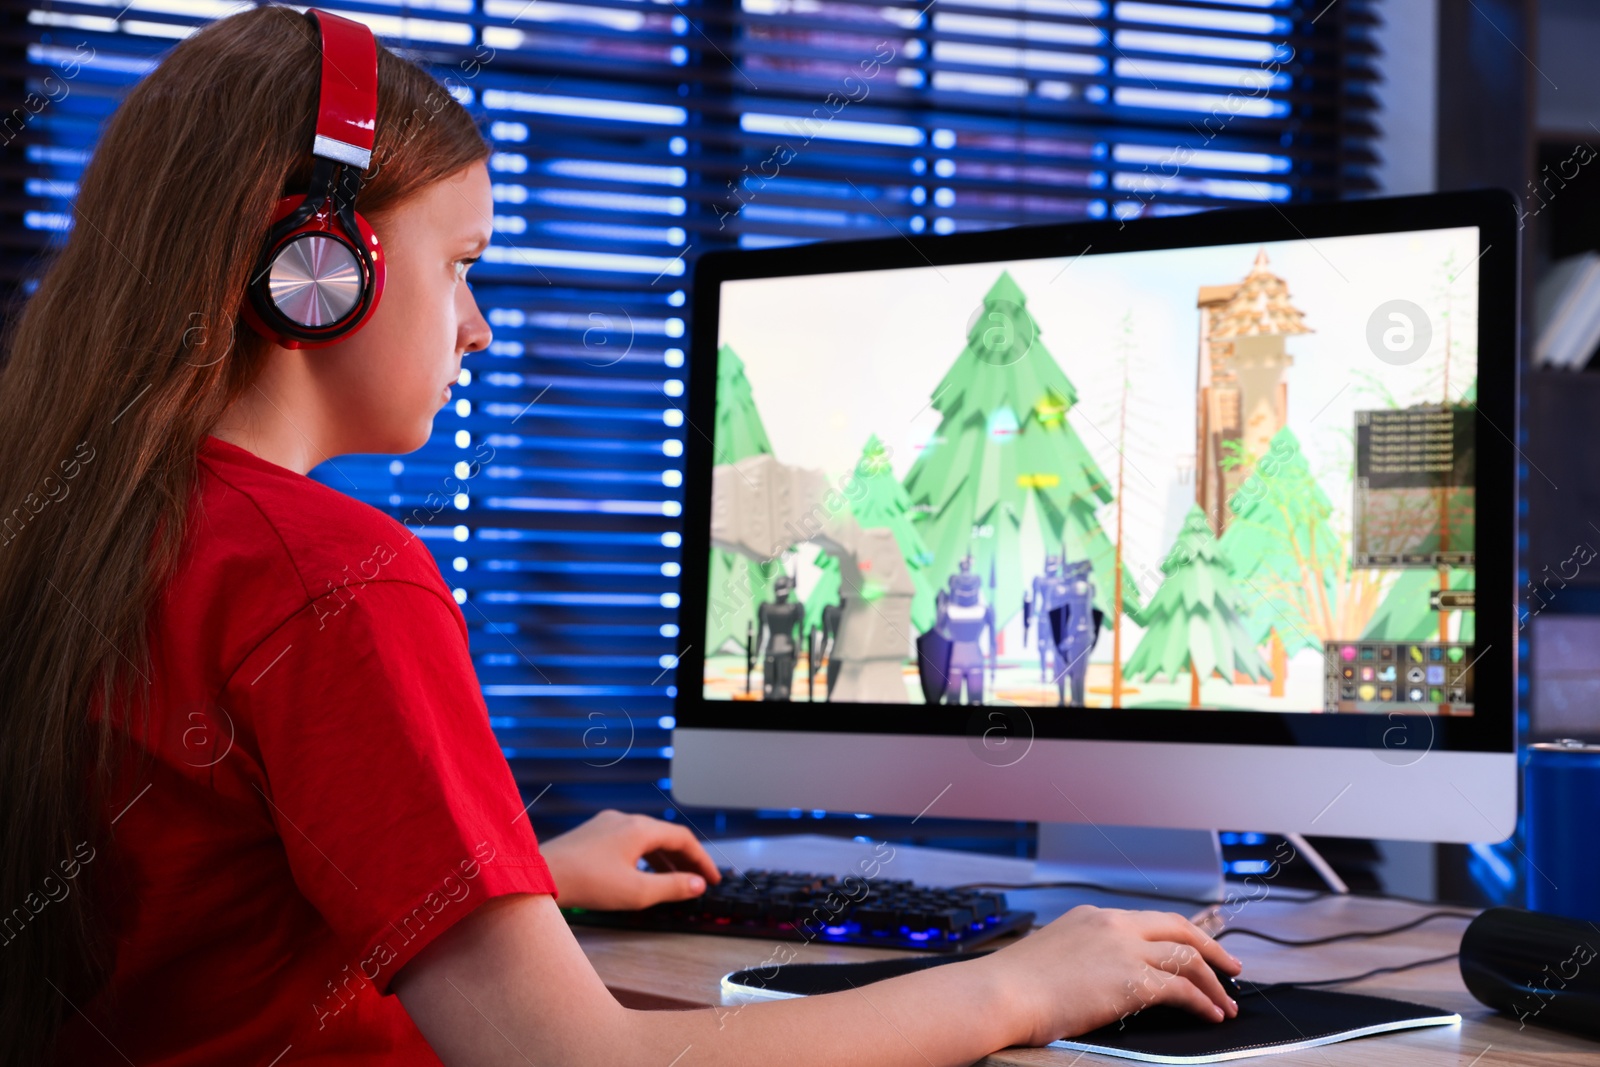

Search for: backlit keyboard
xmin=562 ymin=867 xmax=1035 ymax=952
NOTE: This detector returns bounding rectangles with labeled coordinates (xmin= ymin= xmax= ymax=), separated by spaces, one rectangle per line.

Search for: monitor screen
xmin=700 ymin=226 xmax=1483 ymax=717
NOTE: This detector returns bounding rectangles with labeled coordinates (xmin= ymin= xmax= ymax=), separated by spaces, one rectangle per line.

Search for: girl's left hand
xmin=538 ymin=809 xmax=723 ymax=910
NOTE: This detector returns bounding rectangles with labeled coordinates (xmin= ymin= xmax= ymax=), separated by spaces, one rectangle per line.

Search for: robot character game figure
xmin=1045 ymin=559 xmax=1104 ymax=707
xmin=1024 ymin=553 xmax=1067 ymax=682
xmin=756 ymin=574 xmax=805 ymax=701
xmin=819 ymin=599 xmax=843 ymax=701
xmin=933 ymin=555 xmax=995 ymax=705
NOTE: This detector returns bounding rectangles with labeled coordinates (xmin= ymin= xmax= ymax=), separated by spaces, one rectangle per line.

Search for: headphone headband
xmin=307 ymin=9 xmax=378 ymax=169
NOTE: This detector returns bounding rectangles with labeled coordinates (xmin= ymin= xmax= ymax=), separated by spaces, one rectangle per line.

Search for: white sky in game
xmin=717 ymin=226 xmax=1481 ymax=603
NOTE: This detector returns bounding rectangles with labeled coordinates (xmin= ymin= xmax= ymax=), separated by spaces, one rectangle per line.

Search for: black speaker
xmin=1459 ymin=907 xmax=1600 ymax=1038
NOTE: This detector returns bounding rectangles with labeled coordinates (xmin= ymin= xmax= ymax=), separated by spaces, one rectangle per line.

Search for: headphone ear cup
xmin=347 ymin=207 xmax=386 ymax=322
xmin=241 ymin=194 xmax=385 ymax=350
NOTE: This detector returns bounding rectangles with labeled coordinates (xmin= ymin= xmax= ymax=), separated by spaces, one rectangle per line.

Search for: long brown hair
xmin=0 ymin=7 xmax=489 ymax=1062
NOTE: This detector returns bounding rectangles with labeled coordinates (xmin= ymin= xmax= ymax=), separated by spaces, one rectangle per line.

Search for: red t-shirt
xmin=55 ymin=434 xmax=559 ymax=1065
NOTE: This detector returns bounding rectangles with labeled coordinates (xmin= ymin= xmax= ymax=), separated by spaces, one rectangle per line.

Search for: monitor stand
xmin=706 ymin=824 xmax=1225 ymax=924
xmin=1034 ymin=822 xmax=1224 ymax=905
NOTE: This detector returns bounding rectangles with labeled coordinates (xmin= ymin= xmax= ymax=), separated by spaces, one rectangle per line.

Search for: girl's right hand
xmin=976 ymin=904 xmax=1243 ymax=1047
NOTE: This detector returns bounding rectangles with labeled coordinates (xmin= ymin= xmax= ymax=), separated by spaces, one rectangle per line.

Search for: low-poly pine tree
xmin=901 ymin=271 xmax=1145 ymax=632
xmin=803 ymin=434 xmax=938 ymax=636
xmin=1125 ymin=504 xmax=1271 ymax=707
xmin=706 ymin=343 xmax=783 ymax=655
xmin=1218 ymin=427 xmax=1339 ymax=695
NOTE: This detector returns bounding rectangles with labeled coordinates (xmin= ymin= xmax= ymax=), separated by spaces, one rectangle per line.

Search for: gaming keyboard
xmin=562 ymin=867 xmax=1035 ymax=952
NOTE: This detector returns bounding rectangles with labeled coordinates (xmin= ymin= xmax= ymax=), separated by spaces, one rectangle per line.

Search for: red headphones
xmin=242 ymin=8 xmax=385 ymax=349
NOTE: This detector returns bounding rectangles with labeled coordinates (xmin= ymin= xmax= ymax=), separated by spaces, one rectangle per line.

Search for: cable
xmin=980 ymin=883 xmax=1472 ymax=993
xmin=951 ymin=880 xmax=1217 ymax=909
xmin=1215 ymin=910 xmax=1475 ymax=948
xmin=1267 ymin=952 xmax=1461 ymax=990
xmin=1278 ymin=885 xmax=1484 ymax=911
xmin=952 ymin=878 xmax=1482 ymax=915
xmin=1002 ymin=894 xmax=1473 ymax=947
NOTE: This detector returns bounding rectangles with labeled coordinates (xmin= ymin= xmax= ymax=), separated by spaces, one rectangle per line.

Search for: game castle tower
xmin=1194 ymin=249 xmax=1312 ymax=535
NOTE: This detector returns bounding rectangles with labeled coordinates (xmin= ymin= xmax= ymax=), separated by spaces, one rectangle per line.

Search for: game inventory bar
xmin=1323 ymin=641 xmax=1476 ymax=715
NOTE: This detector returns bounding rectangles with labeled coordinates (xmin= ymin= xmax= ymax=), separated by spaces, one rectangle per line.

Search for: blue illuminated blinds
xmin=4 ymin=0 xmax=1376 ymax=827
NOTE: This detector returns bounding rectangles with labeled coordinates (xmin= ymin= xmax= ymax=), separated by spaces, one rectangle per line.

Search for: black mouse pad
xmin=722 ymin=953 xmax=1460 ymax=1064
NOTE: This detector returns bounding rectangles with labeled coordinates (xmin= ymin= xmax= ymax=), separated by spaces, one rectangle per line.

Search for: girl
xmin=0 ymin=7 xmax=1239 ymax=1065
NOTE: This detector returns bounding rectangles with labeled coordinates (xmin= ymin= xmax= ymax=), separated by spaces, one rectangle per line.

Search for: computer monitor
xmin=673 ymin=191 xmax=1518 ymax=851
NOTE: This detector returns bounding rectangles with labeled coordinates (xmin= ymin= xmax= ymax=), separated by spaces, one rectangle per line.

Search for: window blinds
xmin=3 ymin=0 xmax=1378 ymax=839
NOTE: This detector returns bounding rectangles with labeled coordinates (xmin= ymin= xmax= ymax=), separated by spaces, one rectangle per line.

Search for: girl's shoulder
xmin=177 ymin=437 xmax=451 ymax=640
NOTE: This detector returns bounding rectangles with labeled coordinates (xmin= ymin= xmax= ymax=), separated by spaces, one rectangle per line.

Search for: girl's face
xmin=314 ymin=160 xmax=493 ymax=456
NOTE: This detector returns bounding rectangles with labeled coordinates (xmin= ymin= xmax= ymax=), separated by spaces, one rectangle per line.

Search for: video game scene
xmin=702 ymin=228 xmax=1480 ymax=714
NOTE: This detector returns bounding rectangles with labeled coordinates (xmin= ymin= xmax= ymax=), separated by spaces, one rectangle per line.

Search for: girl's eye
xmin=455 ymin=257 xmax=479 ymax=282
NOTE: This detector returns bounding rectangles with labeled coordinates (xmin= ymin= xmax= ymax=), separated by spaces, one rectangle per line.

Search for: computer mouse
xmin=1211 ymin=962 xmax=1244 ymax=1001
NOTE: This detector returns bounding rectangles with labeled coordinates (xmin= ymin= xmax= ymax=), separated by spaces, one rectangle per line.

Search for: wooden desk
xmin=572 ymin=891 xmax=1597 ymax=1065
